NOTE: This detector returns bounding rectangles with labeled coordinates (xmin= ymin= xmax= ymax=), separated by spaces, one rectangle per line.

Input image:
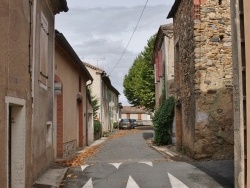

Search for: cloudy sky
xmin=56 ymin=0 xmax=174 ymax=105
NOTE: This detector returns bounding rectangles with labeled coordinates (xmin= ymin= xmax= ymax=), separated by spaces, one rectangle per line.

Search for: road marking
xmin=109 ymin=163 xmax=122 ymax=169
xmin=82 ymin=178 xmax=93 ymax=188
xmin=126 ymin=176 xmax=140 ymax=188
xmin=81 ymin=165 xmax=90 ymax=171
xmin=168 ymin=173 xmax=188 ymax=188
xmin=138 ymin=161 xmax=153 ymax=167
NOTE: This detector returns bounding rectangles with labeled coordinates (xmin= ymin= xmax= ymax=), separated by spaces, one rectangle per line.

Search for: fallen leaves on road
xmin=108 ymin=129 xmax=140 ymax=140
xmin=56 ymin=145 xmax=101 ymax=167
xmin=56 ymin=129 xmax=140 ymax=167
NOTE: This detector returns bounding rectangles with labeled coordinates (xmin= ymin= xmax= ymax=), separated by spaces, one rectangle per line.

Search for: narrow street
xmin=60 ymin=127 xmax=233 ymax=188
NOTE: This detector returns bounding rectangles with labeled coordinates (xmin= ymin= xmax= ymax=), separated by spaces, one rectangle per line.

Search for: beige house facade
xmin=54 ymin=31 xmax=93 ymax=158
xmin=231 ymin=0 xmax=250 ymax=187
xmin=85 ymin=63 xmax=120 ymax=132
xmin=152 ymin=24 xmax=174 ymax=111
xmin=0 ymin=0 xmax=68 ymax=187
xmin=121 ymin=106 xmax=152 ymax=125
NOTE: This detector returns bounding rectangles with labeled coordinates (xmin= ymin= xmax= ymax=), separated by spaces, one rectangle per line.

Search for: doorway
xmin=6 ymin=97 xmax=26 ymax=188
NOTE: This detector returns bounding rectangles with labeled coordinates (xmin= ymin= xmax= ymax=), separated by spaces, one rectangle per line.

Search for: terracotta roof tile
xmin=121 ymin=106 xmax=147 ymax=114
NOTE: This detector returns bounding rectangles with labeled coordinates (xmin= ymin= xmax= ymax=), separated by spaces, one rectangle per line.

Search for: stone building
xmin=168 ymin=0 xmax=234 ymax=159
xmin=54 ymin=30 xmax=93 ymax=158
xmin=230 ymin=0 xmax=250 ymax=187
xmin=0 ymin=0 xmax=68 ymax=187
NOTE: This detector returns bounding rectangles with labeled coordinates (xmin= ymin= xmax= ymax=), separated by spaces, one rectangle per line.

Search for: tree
xmin=89 ymin=88 xmax=100 ymax=120
xmin=123 ymin=34 xmax=156 ymax=111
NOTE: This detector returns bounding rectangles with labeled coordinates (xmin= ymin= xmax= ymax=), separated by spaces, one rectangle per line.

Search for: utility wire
xmin=109 ymin=0 xmax=149 ymax=74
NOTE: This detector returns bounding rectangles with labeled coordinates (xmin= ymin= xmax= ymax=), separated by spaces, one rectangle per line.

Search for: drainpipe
xmin=86 ymin=80 xmax=93 ymax=146
xmin=31 ymin=0 xmax=37 ymax=169
xmin=230 ymin=0 xmax=245 ymax=187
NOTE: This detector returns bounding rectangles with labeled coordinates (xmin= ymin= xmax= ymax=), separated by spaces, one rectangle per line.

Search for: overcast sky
xmin=56 ymin=0 xmax=174 ymax=106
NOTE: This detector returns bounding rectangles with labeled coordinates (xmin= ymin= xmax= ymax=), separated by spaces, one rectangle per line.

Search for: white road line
xmin=168 ymin=173 xmax=188 ymax=188
xmin=81 ymin=165 xmax=90 ymax=171
xmin=138 ymin=161 xmax=153 ymax=167
xmin=109 ymin=163 xmax=122 ymax=169
xmin=126 ymin=176 xmax=140 ymax=188
xmin=82 ymin=178 xmax=93 ymax=188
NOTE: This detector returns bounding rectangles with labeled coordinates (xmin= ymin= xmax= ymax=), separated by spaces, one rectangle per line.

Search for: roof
xmin=167 ymin=0 xmax=182 ymax=19
xmin=121 ymin=106 xmax=147 ymax=114
xmin=55 ymin=30 xmax=93 ymax=81
xmin=51 ymin=0 xmax=69 ymax=14
xmin=84 ymin=62 xmax=104 ymax=73
xmin=101 ymin=72 xmax=120 ymax=95
xmin=152 ymin=24 xmax=173 ymax=62
xmin=84 ymin=62 xmax=120 ymax=95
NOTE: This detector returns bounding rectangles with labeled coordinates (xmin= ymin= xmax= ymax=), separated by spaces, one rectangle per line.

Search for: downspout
xmin=86 ymin=80 xmax=93 ymax=146
xmin=28 ymin=0 xmax=33 ymax=94
xmin=31 ymin=0 xmax=37 ymax=168
xmin=230 ymin=0 xmax=245 ymax=187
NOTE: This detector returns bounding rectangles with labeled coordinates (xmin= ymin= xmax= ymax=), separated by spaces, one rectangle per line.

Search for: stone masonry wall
xmin=193 ymin=0 xmax=233 ymax=159
xmin=173 ymin=0 xmax=233 ymax=159
xmin=173 ymin=0 xmax=196 ymax=155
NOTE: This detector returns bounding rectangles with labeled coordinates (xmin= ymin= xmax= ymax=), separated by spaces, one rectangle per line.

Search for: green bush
xmin=113 ymin=121 xmax=118 ymax=129
xmin=103 ymin=131 xmax=109 ymax=137
xmin=94 ymin=120 xmax=102 ymax=133
xmin=153 ymin=96 xmax=175 ymax=145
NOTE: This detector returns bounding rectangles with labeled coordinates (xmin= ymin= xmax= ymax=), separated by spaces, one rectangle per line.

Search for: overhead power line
xmin=109 ymin=0 xmax=149 ymax=74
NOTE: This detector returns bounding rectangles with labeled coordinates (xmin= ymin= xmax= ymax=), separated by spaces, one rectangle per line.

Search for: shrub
xmin=113 ymin=121 xmax=118 ymax=129
xmin=153 ymin=96 xmax=175 ymax=145
xmin=94 ymin=120 xmax=102 ymax=133
xmin=103 ymin=131 xmax=109 ymax=137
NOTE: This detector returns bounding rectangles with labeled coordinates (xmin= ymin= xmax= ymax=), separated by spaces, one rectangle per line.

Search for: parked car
xmin=131 ymin=119 xmax=138 ymax=127
xmin=119 ymin=119 xmax=134 ymax=129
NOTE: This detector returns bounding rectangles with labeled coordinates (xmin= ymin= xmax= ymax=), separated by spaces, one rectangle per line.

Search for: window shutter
xmin=158 ymin=50 xmax=163 ymax=77
xmin=155 ymin=57 xmax=160 ymax=82
xmin=40 ymin=13 xmax=49 ymax=86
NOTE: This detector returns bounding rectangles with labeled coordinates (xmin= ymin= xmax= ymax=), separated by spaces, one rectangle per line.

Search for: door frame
xmin=5 ymin=96 xmax=26 ymax=188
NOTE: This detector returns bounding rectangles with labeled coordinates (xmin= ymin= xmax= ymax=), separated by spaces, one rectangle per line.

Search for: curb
xmin=33 ymin=137 xmax=109 ymax=188
xmin=147 ymin=140 xmax=193 ymax=162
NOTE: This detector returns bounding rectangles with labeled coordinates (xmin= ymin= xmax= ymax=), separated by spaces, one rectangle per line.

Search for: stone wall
xmin=173 ymin=0 xmax=233 ymax=159
xmin=193 ymin=0 xmax=233 ymax=159
xmin=63 ymin=139 xmax=77 ymax=157
xmin=173 ymin=0 xmax=196 ymax=155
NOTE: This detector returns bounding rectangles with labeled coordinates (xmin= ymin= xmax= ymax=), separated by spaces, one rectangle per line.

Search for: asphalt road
xmin=60 ymin=128 xmax=234 ymax=188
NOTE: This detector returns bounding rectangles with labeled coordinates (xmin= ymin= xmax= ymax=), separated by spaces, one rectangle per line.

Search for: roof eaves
xmin=84 ymin=62 xmax=104 ymax=72
xmin=102 ymin=74 xmax=120 ymax=95
xmin=167 ymin=0 xmax=182 ymax=19
xmin=52 ymin=0 xmax=69 ymax=15
xmin=152 ymin=23 xmax=173 ymax=64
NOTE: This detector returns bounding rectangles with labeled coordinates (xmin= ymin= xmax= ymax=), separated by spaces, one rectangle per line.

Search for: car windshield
xmin=122 ymin=119 xmax=130 ymax=122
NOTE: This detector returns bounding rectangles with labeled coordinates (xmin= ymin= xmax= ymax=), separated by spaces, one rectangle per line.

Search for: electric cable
xmin=108 ymin=0 xmax=149 ymax=74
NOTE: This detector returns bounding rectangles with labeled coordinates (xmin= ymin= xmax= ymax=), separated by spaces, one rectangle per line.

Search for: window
xmin=46 ymin=121 xmax=52 ymax=148
xmin=175 ymin=41 xmax=180 ymax=63
xmin=39 ymin=13 xmax=49 ymax=87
